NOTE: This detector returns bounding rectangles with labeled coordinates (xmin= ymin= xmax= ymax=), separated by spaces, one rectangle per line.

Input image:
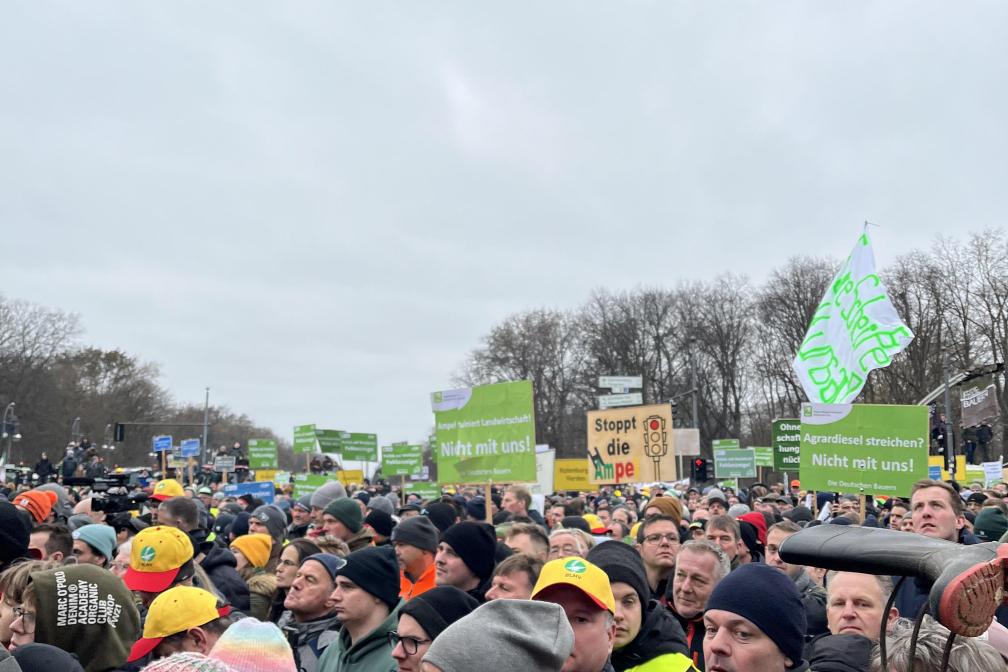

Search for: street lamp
xmin=2 ymin=403 xmax=22 ymax=466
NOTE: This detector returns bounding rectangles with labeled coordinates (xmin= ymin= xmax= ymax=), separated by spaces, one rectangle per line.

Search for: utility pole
xmin=202 ymin=387 xmax=210 ymax=468
xmin=942 ymin=348 xmax=956 ymax=477
xmin=688 ymin=338 xmax=700 ymax=430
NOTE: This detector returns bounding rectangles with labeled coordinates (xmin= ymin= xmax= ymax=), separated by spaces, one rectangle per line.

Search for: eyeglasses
xmin=644 ymin=533 xmax=680 ymax=545
xmin=13 ymin=607 xmax=36 ymax=633
xmin=278 ymin=558 xmax=299 ymax=568
xmin=389 ymin=631 xmax=431 ymax=655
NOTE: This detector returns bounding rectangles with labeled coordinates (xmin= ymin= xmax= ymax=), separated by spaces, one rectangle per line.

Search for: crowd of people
xmin=0 ymin=471 xmax=1007 ymax=672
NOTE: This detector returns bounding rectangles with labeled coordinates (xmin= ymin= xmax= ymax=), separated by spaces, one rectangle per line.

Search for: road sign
xmin=598 ymin=393 xmax=643 ymax=409
xmin=180 ymin=439 xmax=201 ymax=458
xmin=152 ymin=435 xmax=172 ymax=453
xmin=599 ymin=376 xmax=642 ymax=390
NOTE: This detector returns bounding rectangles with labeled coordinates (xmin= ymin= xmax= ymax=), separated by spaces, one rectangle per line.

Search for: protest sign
xmin=406 ymin=482 xmax=441 ymax=501
xmin=772 ymin=419 xmax=801 ymax=472
xmin=248 ymin=439 xmax=278 ymax=469
xmin=293 ymin=425 xmax=317 ymax=454
xmin=254 ymin=469 xmax=278 ymax=483
xmin=382 ymin=444 xmax=423 ymax=477
xmin=316 ymin=429 xmax=343 ymax=453
xmin=752 ymin=446 xmax=774 ymax=468
xmin=983 ymin=461 xmax=1002 ymax=487
xmin=223 ymin=481 xmax=275 ymax=504
xmin=532 ymin=446 xmax=555 ymax=496
xmin=213 ymin=456 xmax=236 ymax=473
xmin=291 ymin=473 xmax=330 ymax=499
xmin=800 ymin=403 xmax=928 ymax=496
xmin=554 ymin=458 xmax=592 ymax=491
xmin=673 ymin=428 xmax=700 ymax=457
xmin=961 ymin=375 xmax=999 ymax=427
xmin=714 ymin=444 xmax=756 ymax=479
xmin=717 ymin=479 xmax=739 ymax=490
xmin=928 ymin=454 xmax=967 ymax=483
xmin=180 ymin=439 xmax=201 ymax=458
xmin=586 ymin=403 xmax=675 ymax=484
xmin=336 ymin=469 xmax=365 ymax=484
xmin=341 ymin=433 xmax=378 ymax=462
xmin=432 ymin=380 xmax=537 ymax=483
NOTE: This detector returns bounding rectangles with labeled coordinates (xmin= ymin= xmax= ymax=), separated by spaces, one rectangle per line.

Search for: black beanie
xmin=365 ymin=509 xmax=394 ymax=538
xmin=587 ymin=541 xmax=650 ymax=620
xmin=12 ymin=643 xmax=85 ymax=672
xmin=336 ymin=545 xmax=401 ymax=610
xmin=391 ymin=515 xmax=440 ymax=553
xmin=738 ymin=520 xmax=762 ymax=560
xmin=425 ymin=503 xmax=457 ymax=533
xmin=706 ymin=563 xmax=806 ymax=665
xmin=440 ymin=522 xmax=497 ymax=580
xmin=229 ymin=511 xmax=250 ymax=538
xmin=561 ymin=516 xmax=592 ymax=534
xmin=0 ymin=500 xmax=29 ymax=570
xmin=399 ymin=586 xmax=479 ymax=639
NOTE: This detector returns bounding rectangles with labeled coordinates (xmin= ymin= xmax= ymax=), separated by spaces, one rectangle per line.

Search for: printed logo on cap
xmin=564 ymin=559 xmax=587 ymax=574
xmin=140 ymin=546 xmax=157 ymax=563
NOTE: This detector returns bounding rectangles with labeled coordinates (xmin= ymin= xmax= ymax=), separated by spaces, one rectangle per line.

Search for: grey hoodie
xmin=278 ymin=610 xmax=342 ymax=672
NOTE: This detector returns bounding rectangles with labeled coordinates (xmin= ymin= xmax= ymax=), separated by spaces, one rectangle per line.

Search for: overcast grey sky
xmin=3 ymin=3 xmax=1006 ymax=450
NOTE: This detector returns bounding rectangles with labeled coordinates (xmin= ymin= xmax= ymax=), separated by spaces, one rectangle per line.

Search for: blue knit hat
xmin=72 ymin=523 xmax=117 ymax=561
xmin=705 ymin=563 xmax=806 ymax=666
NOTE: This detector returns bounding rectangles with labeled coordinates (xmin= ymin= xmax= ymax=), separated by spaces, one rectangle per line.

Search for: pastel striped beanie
xmin=141 ymin=652 xmax=234 ymax=672
xmin=209 ymin=618 xmax=297 ymax=672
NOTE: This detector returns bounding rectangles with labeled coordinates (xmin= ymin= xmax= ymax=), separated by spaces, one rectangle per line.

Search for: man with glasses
xmin=636 ymin=514 xmax=680 ymax=602
xmin=390 ymin=586 xmax=478 ymax=672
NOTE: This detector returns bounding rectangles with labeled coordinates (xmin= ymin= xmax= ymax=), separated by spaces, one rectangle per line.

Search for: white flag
xmin=793 ymin=232 xmax=914 ymax=403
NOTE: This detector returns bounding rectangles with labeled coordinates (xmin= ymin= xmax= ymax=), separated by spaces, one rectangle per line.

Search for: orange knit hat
xmin=13 ymin=490 xmax=58 ymax=523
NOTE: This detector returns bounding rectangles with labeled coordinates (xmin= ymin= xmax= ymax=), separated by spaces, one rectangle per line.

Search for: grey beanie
xmin=251 ymin=505 xmax=287 ymax=540
xmin=367 ymin=496 xmax=394 ymax=517
xmin=728 ymin=503 xmax=751 ymax=518
xmin=294 ymin=494 xmax=313 ymax=512
xmin=67 ymin=514 xmax=93 ymax=531
xmin=309 ymin=481 xmax=347 ymax=510
xmin=36 ymin=483 xmax=73 ymax=519
xmin=390 ymin=515 xmax=439 ymax=553
xmin=423 ymin=599 xmax=573 ymax=672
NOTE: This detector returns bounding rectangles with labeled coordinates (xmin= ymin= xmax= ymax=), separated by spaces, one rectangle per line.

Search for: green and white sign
xmin=432 ymin=379 xmax=536 ymax=483
xmin=752 ymin=446 xmax=774 ymax=468
xmin=714 ymin=446 xmax=757 ymax=479
xmin=291 ymin=473 xmax=330 ymax=499
xmin=773 ymin=419 xmax=801 ymax=472
xmin=293 ymin=425 xmax=317 ymax=455
xmin=382 ymin=444 xmax=423 ymax=477
xmin=712 ymin=438 xmax=740 ymax=451
xmin=248 ymin=439 xmax=278 ymax=469
xmin=405 ymin=482 xmax=441 ymax=501
xmin=799 ymin=403 xmax=928 ymax=496
xmin=342 ymin=433 xmax=378 ymax=462
xmin=717 ymin=478 xmax=739 ymax=491
xmin=316 ymin=429 xmax=343 ymax=453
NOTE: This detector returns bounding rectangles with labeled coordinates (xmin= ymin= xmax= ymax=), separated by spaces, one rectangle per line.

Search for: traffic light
xmin=114 ymin=423 xmax=126 ymax=442
xmin=691 ymin=457 xmax=709 ymax=481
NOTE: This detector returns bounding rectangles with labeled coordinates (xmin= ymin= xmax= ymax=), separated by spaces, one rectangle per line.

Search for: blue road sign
xmin=153 ymin=435 xmax=172 ymax=453
xmin=222 ymin=481 xmax=275 ymax=504
xmin=180 ymin=439 xmax=201 ymax=457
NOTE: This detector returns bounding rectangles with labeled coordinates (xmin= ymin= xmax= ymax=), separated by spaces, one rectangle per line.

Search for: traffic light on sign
xmin=692 ymin=457 xmax=709 ymax=481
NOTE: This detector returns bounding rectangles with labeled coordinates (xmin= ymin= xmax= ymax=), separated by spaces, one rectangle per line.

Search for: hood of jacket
xmin=282 ymin=610 xmax=342 ymax=646
xmin=806 ymin=633 xmax=873 ymax=672
xmin=328 ymin=599 xmax=402 ymax=667
xmin=611 ymin=600 xmax=689 ymax=671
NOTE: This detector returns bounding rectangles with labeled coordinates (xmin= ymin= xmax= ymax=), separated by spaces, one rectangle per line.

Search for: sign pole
xmin=305 ymin=453 xmax=310 ymax=474
xmin=160 ymin=448 xmax=167 ymax=477
xmin=188 ymin=458 xmax=194 ymax=486
xmin=485 ymin=480 xmax=493 ymax=524
xmin=859 ymin=489 xmax=866 ymax=524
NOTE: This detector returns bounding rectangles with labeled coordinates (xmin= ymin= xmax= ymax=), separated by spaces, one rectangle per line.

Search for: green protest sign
xmin=291 ymin=473 xmax=330 ymax=499
xmin=712 ymin=439 xmax=740 ymax=450
xmin=342 ymin=433 xmax=378 ymax=462
xmin=406 ymin=482 xmax=441 ymax=501
xmin=772 ymin=419 xmax=801 ymax=472
xmin=293 ymin=425 xmax=317 ymax=455
xmin=247 ymin=439 xmax=278 ymax=469
xmin=717 ymin=478 xmax=739 ymax=490
xmin=799 ymin=403 xmax=928 ymax=496
xmin=714 ymin=447 xmax=757 ymax=479
xmin=752 ymin=446 xmax=774 ymax=468
xmin=382 ymin=444 xmax=423 ymax=476
xmin=432 ymin=380 xmax=536 ymax=483
xmin=316 ymin=429 xmax=343 ymax=453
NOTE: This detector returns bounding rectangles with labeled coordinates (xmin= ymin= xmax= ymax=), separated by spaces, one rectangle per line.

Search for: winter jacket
xmin=200 ymin=544 xmax=250 ymax=612
xmin=673 ymin=611 xmax=705 ymax=672
xmin=399 ymin=563 xmax=436 ymax=601
xmin=278 ymin=610 xmax=342 ymax=672
xmin=794 ymin=568 xmax=829 ymax=638
xmin=612 ymin=600 xmax=696 ymax=672
xmin=246 ymin=569 xmax=278 ymax=621
xmin=805 ymin=633 xmax=873 ymax=672
xmin=60 ymin=457 xmax=78 ymax=480
xmin=345 ymin=526 xmax=376 ymax=552
xmin=316 ymin=600 xmax=402 ymax=672
xmin=34 ymin=459 xmax=55 ymax=480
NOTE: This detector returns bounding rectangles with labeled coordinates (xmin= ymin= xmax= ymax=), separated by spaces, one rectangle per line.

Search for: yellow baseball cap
xmin=582 ymin=513 xmax=609 ymax=534
xmin=151 ymin=478 xmax=185 ymax=502
xmin=531 ymin=556 xmax=615 ymax=613
xmin=124 ymin=526 xmax=194 ymax=593
xmin=127 ymin=586 xmax=231 ymax=662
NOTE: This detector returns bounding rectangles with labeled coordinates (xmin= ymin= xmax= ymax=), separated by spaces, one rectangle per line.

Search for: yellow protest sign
xmin=554 ymin=459 xmax=592 ymax=491
xmin=255 ymin=469 xmax=278 ymax=483
xmin=336 ymin=469 xmax=365 ymax=485
xmin=927 ymin=455 xmax=966 ymax=482
xmin=586 ymin=404 xmax=677 ymax=484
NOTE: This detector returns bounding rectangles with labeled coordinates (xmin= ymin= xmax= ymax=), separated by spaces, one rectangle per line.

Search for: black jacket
xmin=805 ymin=633 xmax=873 ymax=672
xmin=200 ymin=545 xmax=250 ymax=612
xmin=672 ymin=610 xmax=705 ymax=671
xmin=611 ymin=600 xmax=690 ymax=671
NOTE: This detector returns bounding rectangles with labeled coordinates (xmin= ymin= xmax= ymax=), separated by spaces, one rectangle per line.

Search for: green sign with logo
xmin=248 ymin=439 xmax=278 ymax=469
xmin=752 ymin=446 xmax=774 ymax=468
xmin=293 ymin=424 xmax=317 ymax=455
xmin=714 ymin=446 xmax=757 ymax=478
xmin=382 ymin=444 xmax=423 ymax=476
xmin=799 ymin=403 xmax=928 ymax=496
xmin=405 ymin=482 xmax=441 ymax=501
xmin=432 ymin=380 xmax=537 ymax=483
xmin=563 ymin=558 xmax=587 ymax=573
xmin=341 ymin=433 xmax=378 ymax=462
xmin=315 ymin=429 xmax=343 ymax=453
xmin=291 ymin=473 xmax=331 ymax=499
xmin=773 ymin=419 xmax=801 ymax=472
